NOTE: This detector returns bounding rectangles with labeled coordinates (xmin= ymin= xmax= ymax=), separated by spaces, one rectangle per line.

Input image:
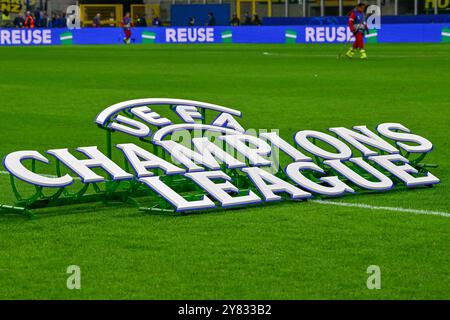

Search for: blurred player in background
xmin=93 ymin=13 xmax=101 ymax=28
xmin=346 ymin=3 xmax=369 ymax=59
xmin=121 ymin=12 xmax=132 ymax=44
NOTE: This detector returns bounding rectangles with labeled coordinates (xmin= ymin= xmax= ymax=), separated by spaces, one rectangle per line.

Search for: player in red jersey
xmin=346 ymin=3 xmax=369 ymax=59
xmin=121 ymin=12 xmax=132 ymax=44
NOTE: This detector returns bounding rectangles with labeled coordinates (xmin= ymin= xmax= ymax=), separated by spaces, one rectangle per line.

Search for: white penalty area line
xmin=0 ymin=170 xmax=448 ymax=218
xmin=311 ymin=200 xmax=450 ymax=218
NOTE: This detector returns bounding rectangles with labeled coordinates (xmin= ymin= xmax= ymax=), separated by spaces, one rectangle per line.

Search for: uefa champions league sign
xmin=1 ymin=98 xmax=440 ymax=215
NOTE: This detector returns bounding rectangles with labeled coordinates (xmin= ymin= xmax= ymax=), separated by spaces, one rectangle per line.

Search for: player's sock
xmin=360 ymin=49 xmax=367 ymax=59
xmin=346 ymin=48 xmax=355 ymax=58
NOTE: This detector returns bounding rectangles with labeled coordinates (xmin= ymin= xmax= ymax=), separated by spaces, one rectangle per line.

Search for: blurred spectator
xmin=42 ymin=12 xmax=49 ymax=28
xmin=49 ymin=13 xmax=58 ymax=28
xmin=252 ymin=13 xmax=261 ymax=26
xmin=35 ymin=11 xmax=42 ymax=27
xmin=93 ymin=13 xmax=101 ymax=27
xmin=14 ymin=13 xmax=25 ymax=28
xmin=109 ymin=12 xmax=115 ymax=26
xmin=206 ymin=12 xmax=215 ymax=26
xmin=152 ymin=15 xmax=162 ymax=27
xmin=48 ymin=13 xmax=55 ymax=28
xmin=61 ymin=13 xmax=67 ymax=28
xmin=55 ymin=14 xmax=65 ymax=28
xmin=24 ymin=11 xmax=35 ymax=29
xmin=188 ymin=17 xmax=195 ymax=27
xmin=137 ymin=14 xmax=148 ymax=27
xmin=243 ymin=12 xmax=251 ymax=25
xmin=36 ymin=11 xmax=47 ymax=28
xmin=34 ymin=8 xmax=41 ymax=25
xmin=230 ymin=12 xmax=240 ymax=26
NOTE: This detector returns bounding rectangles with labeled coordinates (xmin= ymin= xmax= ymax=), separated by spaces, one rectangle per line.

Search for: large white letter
xmin=116 ymin=143 xmax=184 ymax=178
xmin=211 ymin=113 xmax=245 ymax=132
xmin=260 ymin=132 xmax=312 ymax=162
xmin=109 ymin=115 xmax=151 ymax=138
xmin=130 ymin=106 xmax=172 ymax=127
xmin=158 ymin=140 xmax=219 ymax=171
xmin=175 ymin=105 xmax=203 ymax=123
xmin=192 ymin=137 xmax=246 ymax=169
xmin=286 ymin=162 xmax=354 ymax=196
xmin=376 ymin=123 xmax=433 ymax=153
xmin=47 ymin=147 xmax=133 ymax=183
xmin=324 ymin=158 xmax=393 ymax=191
xmin=3 ymin=151 xmax=73 ymax=187
xmin=140 ymin=176 xmax=216 ymax=211
xmin=242 ymin=167 xmax=311 ymax=202
xmin=219 ymin=134 xmax=272 ymax=166
xmin=166 ymin=29 xmax=177 ymax=42
xmin=369 ymin=154 xmax=439 ymax=187
xmin=329 ymin=126 xmax=399 ymax=157
xmin=185 ymin=170 xmax=261 ymax=208
xmin=294 ymin=130 xmax=352 ymax=160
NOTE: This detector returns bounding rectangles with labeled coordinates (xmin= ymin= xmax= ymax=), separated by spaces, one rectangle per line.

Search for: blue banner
xmin=0 ymin=24 xmax=449 ymax=46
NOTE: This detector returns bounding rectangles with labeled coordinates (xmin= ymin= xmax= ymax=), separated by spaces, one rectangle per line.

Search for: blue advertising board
xmin=0 ymin=24 xmax=449 ymax=46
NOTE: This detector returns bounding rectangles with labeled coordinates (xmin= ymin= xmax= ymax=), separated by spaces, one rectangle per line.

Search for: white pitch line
xmin=311 ymin=200 xmax=450 ymax=218
xmin=0 ymin=170 xmax=447 ymax=218
xmin=261 ymin=52 xmax=450 ymax=59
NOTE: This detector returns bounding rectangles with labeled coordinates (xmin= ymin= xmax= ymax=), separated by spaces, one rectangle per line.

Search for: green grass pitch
xmin=0 ymin=43 xmax=449 ymax=299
